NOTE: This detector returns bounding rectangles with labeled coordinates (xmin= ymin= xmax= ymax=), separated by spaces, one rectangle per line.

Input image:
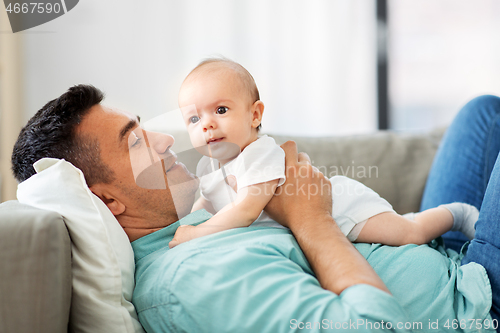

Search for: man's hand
xmin=265 ymin=141 xmax=390 ymax=295
xmin=169 ymin=225 xmax=197 ymax=248
xmin=265 ymin=141 xmax=332 ymax=230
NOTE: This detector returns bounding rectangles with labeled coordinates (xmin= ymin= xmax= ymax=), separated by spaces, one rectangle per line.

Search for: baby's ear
xmin=251 ymin=100 xmax=264 ymax=129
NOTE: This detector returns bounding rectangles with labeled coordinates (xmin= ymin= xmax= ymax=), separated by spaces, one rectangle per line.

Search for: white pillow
xmin=17 ymin=158 xmax=144 ymax=333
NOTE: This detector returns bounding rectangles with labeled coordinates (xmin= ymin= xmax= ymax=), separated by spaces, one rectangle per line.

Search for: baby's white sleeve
xmin=232 ymin=136 xmax=286 ymax=191
xmin=330 ymin=176 xmax=395 ymax=237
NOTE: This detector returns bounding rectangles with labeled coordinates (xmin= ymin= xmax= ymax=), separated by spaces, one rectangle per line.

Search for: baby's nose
xmin=202 ymin=117 xmax=216 ymax=131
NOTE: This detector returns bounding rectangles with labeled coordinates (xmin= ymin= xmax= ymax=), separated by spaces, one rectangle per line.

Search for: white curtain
xmin=24 ymin=0 xmax=377 ymax=136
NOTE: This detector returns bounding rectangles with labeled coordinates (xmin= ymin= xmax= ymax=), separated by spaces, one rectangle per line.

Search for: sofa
xmin=0 ymin=128 xmax=445 ymax=333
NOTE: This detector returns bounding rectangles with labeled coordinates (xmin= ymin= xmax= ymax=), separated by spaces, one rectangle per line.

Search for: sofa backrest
xmin=271 ymin=129 xmax=444 ymax=214
xmin=167 ymin=128 xmax=444 ymax=214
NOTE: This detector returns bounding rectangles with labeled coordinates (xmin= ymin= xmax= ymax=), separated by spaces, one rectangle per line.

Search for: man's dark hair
xmin=12 ymin=84 xmax=115 ymax=186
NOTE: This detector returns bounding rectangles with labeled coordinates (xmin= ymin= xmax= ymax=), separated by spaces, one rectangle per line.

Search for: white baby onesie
xmin=196 ymin=135 xmax=286 ymax=226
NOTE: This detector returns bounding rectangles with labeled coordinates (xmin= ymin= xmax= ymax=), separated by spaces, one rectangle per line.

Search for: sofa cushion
xmin=0 ymin=200 xmax=71 ymax=333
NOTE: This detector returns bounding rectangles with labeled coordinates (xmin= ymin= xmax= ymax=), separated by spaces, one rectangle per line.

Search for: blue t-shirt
xmin=132 ymin=210 xmax=493 ymax=333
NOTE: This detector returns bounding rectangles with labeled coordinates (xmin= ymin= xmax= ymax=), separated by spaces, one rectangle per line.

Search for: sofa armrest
xmin=0 ymin=200 xmax=71 ymax=333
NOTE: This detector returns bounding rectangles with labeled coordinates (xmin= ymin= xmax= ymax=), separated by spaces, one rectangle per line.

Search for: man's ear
xmin=89 ymin=183 xmax=126 ymax=216
xmin=251 ymin=100 xmax=264 ymax=129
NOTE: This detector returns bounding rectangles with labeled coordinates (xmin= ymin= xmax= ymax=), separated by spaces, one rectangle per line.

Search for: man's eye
xmin=131 ymin=137 xmax=142 ymax=148
xmin=189 ymin=116 xmax=200 ymax=124
xmin=129 ymin=131 xmax=142 ymax=149
xmin=216 ymin=106 xmax=228 ymax=114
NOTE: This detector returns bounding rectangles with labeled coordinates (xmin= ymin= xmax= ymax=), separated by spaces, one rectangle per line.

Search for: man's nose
xmin=143 ymin=130 xmax=175 ymax=155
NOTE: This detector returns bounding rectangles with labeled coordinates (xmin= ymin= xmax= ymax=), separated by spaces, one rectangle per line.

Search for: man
xmin=12 ymin=85 xmax=497 ymax=332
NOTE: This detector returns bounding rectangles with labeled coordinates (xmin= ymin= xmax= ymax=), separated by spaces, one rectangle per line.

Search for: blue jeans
xmin=420 ymin=95 xmax=500 ymax=325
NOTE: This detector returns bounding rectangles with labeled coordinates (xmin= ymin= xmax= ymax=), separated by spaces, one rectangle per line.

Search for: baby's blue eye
xmin=189 ymin=116 xmax=200 ymax=124
xmin=216 ymin=106 xmax=228 ymax=114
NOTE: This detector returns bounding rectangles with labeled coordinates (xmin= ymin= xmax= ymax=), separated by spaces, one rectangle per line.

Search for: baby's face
xmin=179 ymin=68 xmax=260 ymax=161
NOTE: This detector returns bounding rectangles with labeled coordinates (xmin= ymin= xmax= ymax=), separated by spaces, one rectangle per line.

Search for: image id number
xmin=444 ymin=318 xmax=499 ymax=330
xmin=6 ymin=2 xmax=62 ymax=14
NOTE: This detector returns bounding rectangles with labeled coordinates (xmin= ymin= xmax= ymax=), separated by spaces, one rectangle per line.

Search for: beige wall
xmin=0 ymin=3 xmax=23 ymax=202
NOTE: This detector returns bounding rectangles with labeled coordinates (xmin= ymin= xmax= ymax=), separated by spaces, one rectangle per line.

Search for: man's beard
xmin=131 ymin=160 xmax=199 ymax=222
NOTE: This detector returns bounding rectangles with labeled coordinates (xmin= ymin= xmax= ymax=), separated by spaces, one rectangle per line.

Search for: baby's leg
xmin=355 ymin=208 xmax=454 ymax=246
xmin=355 ymin=203 xmax=478 ymax=245
xmin=327 ymin=176 xmax=478 ymax=244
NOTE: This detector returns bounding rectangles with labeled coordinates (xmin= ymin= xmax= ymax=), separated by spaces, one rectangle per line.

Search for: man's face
xmin=77 ymin=104 xmax=198 ymax=239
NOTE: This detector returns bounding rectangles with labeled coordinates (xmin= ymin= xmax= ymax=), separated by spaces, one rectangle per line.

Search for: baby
xmin=169 ymin=58 xmax=478 ymax=248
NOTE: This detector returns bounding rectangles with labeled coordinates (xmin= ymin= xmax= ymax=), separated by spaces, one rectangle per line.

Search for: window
xmin=388 ymin=0 xmax=500 ymax=131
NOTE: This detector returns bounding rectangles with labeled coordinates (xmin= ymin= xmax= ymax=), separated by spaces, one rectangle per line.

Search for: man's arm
xmin=265 ymin=141 xmax=390 ymax=295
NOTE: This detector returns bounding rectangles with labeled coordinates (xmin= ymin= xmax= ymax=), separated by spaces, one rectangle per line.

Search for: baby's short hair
xmin=187 ymin=57 xmax=262 ymax=130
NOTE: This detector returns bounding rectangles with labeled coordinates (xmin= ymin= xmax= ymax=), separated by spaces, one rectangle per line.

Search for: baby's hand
xmin=169 ymin=225 xmax=198 ymax=248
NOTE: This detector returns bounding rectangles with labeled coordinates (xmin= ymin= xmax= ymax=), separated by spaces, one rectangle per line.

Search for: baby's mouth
xmin=207 ymin=137 xmax=224 ymax=144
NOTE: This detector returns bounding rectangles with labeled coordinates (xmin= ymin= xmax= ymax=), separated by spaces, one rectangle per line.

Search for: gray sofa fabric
xmin=0 ymin=128 xmax=445 ymax=332
xmin=0 ymin=201 xmax=71 ymax=333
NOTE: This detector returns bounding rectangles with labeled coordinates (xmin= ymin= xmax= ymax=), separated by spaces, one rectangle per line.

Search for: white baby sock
xmin=439 ymin=202 xmax=479 ymax=240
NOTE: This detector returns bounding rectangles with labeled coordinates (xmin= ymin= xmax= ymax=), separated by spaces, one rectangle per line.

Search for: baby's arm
xmin=169 ymin=179 xmax=279 ymax=248
xmin=191 ymin=196 xmax=216 ymax=214
xmin=355 ymin=207 xmax=454 ymax=246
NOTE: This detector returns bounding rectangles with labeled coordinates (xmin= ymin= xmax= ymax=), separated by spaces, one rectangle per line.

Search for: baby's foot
xmin=440 ymin=202 xmax=479 ymax=240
